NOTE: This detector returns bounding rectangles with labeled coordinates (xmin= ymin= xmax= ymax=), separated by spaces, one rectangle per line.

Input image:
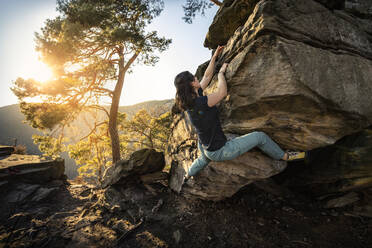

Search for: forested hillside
xmin=0 ymin=99 xmax=174 ymax=178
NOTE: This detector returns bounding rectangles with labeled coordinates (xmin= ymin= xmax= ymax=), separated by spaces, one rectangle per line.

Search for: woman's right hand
xmin=219 ymin=63 xmax=228 ymax=74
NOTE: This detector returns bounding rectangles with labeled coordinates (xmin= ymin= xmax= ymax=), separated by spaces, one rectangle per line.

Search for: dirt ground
xmin=0 ymin=178 xmax=371 ymax=248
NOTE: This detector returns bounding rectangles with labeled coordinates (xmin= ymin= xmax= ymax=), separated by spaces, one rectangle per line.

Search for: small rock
xmin=173 ymin=230 xmax=181 ymax=244
xmin=110 ymin=205 xmax=121 ymax=213
xmin=350 ymin=205 xmax=372 ymax=218
xmin=282 ymin=206 xmax=294 ymax=213
xmin=330 ymin=210 xmax=339 ymax=217
xmin=7 ymin=184 xmax=40 ymax=203
xmin=112 ymin=220 xmax=130 ymax=232
xmin=151 ymin=199 xmax=164 ymax=213
xmin=27 ymin=228 xmax=39 ymax=239
xmin=325 ymin=192 xmax=360 ymax=208
xmin=8 ymin=212 xmax=32 ymax=226
xmin=0 ymin=180 xmax=9 ymax=188
xmin=146 ymin=213 xmax=165 ymax=222
xmin=30 ymin=207 xmax=50 ymax=217
xmin=127 ymin=209 xmax=138 ymax=222
xmin=48 ymin=180 xmax=64 ymax=187
xmin=31 ymin=187 xmax=58 ymax=202
xmin=90 ymin=193 xmax=98 ymax=202
xmin=80 ymin=188 xmax=92 ymax=197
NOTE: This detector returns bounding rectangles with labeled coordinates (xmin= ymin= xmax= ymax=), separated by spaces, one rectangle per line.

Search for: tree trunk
xmin=109 ymin=54 xmax=125 ymax=163
xmin=109 ymin=49 xmax=140 ymax=164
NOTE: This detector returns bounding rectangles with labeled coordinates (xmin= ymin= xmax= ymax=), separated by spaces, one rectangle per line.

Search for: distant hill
xmin=0 ymin=99 xmax=174 ymax=178
xmin=0 ymin=104 xmax=42 ymax=154
xmin=119 ymin=99 xmax=174 ymax=118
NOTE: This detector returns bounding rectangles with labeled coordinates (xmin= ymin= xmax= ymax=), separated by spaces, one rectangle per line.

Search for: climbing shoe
xmin=286 ymin=151 xmax=307 ymax=162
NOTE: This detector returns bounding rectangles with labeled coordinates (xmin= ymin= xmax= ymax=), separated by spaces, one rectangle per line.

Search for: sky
xmin=0 ymin=0 xmax=218 ymax=107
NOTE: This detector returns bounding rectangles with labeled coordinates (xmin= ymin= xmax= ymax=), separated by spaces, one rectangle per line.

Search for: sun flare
xmin=19 ymin=59 xmax=54 ymax=83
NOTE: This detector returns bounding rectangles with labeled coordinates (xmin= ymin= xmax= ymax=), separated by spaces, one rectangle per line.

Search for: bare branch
xmin=86 ymin=105 xmax=110 ymax=118
xmin=79 ymin=121 xmax=107 ymax=141
xmin=210 ymin=0 xmax=222 ymax=6
xmin=92 ymin=86 xmax=114 ymax=96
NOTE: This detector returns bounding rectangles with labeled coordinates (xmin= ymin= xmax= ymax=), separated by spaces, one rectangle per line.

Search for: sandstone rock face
xmin=213 ymin=0 xmax=372 ymax=150
xmin=168 ymin=0 xmax=372 ymax=201
xmin=204 ymin=0 xmax=372 ymax=50
xmin=102 ymin=149 xmax=165 ymax=188
xmin=204 ymin=0 xmax=260 ymax=49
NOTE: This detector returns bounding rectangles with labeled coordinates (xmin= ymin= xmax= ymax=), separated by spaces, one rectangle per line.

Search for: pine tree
xmin=11 ymin=0 xmax=171 ymax=163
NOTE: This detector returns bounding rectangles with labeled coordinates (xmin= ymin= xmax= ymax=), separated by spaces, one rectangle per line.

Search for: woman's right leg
xmin=205 ymin=131 xmax=285 ymax=162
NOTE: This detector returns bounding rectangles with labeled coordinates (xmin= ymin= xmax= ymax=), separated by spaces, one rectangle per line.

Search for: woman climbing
xmin=174 ymin=45 xmax=307 ymax=182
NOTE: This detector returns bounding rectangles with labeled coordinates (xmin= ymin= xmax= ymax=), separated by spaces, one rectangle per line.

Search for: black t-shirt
xmin=186 ymin=88 xmax=227 ymax=151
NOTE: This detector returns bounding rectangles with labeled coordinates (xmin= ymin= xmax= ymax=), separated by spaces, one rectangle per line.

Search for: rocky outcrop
xmin=0 ymin=146 xmax=14 ymax=156
xmin=0 ymin=154 xmax=65 ymax=186
xmin=0 ymin=153 xmax=66 ymax=223
xmin=102 ymin=149 xmax=166 ymax=188
xmin=168 ymin=0 xmax=372 ymax=201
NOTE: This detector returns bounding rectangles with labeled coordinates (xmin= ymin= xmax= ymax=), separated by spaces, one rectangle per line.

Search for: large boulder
xmin=168 ymin=0 xmax=372 ymax=201
xmin=102 ymin=149 xmax=165 ymax=188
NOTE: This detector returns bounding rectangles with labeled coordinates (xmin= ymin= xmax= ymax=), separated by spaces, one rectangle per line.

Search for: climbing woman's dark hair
xmin=174 ymin=71 xmax=197 ymax=111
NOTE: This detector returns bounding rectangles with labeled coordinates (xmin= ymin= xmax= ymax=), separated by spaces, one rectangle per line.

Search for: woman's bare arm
xmin=207 ymin=63 xmax=228 ymax=107
xmin=200 ymin=45 xmax=224 ymax=90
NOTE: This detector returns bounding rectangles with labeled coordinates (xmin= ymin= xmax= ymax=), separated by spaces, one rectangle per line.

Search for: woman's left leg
xmin=187 ymin=140 xmax=211 ymax=177
xmin=205 ymin=131 xmax=285 ymax=162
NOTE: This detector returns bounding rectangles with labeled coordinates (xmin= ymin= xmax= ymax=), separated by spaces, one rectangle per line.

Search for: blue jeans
xmin=188 ymin=131 xmax=285 ymax=177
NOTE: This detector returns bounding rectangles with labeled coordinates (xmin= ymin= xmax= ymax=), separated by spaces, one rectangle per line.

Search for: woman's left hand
xmin=214 ymin=45 xmax=224 ymax=58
